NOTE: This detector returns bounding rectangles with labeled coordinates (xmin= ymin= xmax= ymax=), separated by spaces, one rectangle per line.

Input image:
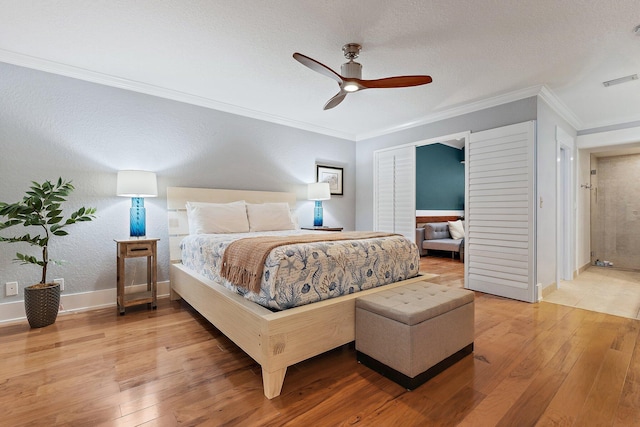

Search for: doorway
xmin=590 ymin=152 xmax=640 ymax=271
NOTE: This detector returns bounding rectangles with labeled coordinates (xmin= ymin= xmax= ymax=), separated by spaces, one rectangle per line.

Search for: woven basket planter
xmin=24 ymin=283 xmax=61 ymax=328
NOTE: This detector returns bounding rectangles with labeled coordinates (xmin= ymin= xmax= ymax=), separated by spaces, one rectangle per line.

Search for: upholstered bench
xmin=355 ymin=281 xmax=474 ymax=390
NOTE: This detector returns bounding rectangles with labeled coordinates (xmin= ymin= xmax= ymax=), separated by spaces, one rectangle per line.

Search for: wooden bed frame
xmin=167 ymin=187 xmax=434 ymax=399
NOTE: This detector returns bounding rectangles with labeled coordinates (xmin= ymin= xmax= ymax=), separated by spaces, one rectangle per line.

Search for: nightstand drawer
xmin=125 ymin=242 xmax=153 ymax=257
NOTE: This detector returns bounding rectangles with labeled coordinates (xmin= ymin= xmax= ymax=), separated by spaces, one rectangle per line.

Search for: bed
xmin=168 ymin=187 xmax=434 ymax=398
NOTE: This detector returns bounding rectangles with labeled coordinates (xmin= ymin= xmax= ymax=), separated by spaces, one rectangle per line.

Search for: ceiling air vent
xmin=602 ymin=74 xmax=638 ymax=87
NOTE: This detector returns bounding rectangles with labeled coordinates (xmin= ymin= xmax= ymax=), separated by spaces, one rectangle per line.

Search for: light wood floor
xmin=1 ymin=256 xmax=639 ymax=426
xmin=546 ymin=267 xmax=640 ymax=320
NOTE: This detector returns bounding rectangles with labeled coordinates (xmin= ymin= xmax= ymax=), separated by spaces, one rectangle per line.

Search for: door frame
xmin=556 ymin=126 xmax=575 ymax=285
xmin=372 ymin=131 xmax=470 ymax=245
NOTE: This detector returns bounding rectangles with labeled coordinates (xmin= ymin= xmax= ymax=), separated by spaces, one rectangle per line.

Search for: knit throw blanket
xmin=221 ymin=231 xmax=396 ymax=293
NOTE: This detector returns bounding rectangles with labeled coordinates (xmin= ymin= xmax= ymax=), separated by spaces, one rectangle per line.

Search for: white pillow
xmin=246 ymin=202 xmax=295 ymax=232
xmin=289 ymin=211 xmax=300 ymax=230
xmin=186 ymin=201 xmax=249 ymax=234
xmin=448 ymin=220 xmax=465 ymax=240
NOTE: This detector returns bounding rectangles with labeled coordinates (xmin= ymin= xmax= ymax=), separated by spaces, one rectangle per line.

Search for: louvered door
xmin=466 ymin=121 xmax=537 ymax=302
xmin=373 ymin=146 xmax=416 ymax=242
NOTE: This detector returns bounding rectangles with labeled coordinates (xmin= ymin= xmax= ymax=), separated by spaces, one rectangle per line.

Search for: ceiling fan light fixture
xmin=343 ymin=83 xmax=359 ymax=92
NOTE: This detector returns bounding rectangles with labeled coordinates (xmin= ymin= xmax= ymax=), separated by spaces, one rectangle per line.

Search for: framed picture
xmin=316 ymin=165 xmax=343 ymax=196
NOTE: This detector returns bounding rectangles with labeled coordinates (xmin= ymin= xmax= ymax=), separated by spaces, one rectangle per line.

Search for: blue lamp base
xmin=130 ymin=197 xmax=146 ymax=237
xmin=313 ymin=200 xmax=323 ymax=227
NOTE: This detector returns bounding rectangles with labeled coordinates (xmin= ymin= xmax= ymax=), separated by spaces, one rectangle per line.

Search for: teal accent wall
xmin=416 ymin=143 xmax=464 ymax=210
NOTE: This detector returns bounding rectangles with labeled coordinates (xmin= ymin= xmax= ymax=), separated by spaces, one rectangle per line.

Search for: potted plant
xmin=0 ymin=178 xmax=96 ymax=328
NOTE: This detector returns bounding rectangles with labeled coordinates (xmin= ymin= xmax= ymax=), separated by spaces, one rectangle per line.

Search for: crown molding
xmin=537 ymin=86 xmax=583 ymax=130
xmin=578 ymin=114 xmax=640 ymax=132
xmin=356 ymin=85 xmax=547 ymax=141
xmin=0 ymin=49 xmax=356 ymax=141
xmin=358 ymin=85 xmax=588 ymax=141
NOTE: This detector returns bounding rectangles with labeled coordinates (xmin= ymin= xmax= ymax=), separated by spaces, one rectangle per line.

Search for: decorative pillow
xmin=289 ymin=211 xmax=300 ymax=229
xmin=186 ymin=200 xmax=249 ymax=234
xmin=246 ymin=202 xmax=295 ymax=232
xmin=448 ymin=220 xmax=465 ymax=240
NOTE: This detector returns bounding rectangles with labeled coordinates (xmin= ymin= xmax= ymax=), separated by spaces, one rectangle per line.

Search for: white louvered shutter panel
xmin=466 ymin=121 xmax=537 ymax=302
xmin=374 ymin=152 xmax=395 ymax=233
xmin=374 ymin=146 xmax=416 ymax=242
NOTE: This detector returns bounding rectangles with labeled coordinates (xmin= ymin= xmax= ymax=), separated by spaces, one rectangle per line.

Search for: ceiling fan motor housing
xmin=341 ymin=61 xmax=362 ymax=79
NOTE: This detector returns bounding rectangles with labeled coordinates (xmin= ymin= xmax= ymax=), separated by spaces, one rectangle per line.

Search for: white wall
xmin=535 ymin=99 xmax=577 ymax=289
xmin=0 ymin=62 xmax=355 ymax=309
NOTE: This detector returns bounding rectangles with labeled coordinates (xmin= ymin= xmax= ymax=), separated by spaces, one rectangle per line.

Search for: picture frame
xmin=316 ymin=165 xmax=343 ymax=196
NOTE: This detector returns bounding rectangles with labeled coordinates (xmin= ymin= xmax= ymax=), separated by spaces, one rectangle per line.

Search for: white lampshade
xmin=116 ymin=170 xmax=158 ymax=197
xmin=308 ymin=182 xmax=331 ymax=201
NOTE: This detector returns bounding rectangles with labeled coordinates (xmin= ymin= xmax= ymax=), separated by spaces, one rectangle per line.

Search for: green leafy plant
xmin=0 ymin=178 xmax=96 ymax=287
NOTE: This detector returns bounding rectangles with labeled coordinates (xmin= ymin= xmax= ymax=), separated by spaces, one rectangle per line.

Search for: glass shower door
xmin=590 ymin=153 xmax=640 ymax=271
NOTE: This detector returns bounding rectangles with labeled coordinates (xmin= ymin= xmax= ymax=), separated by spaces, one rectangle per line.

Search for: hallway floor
xmin=545 ymin=266 xmax=640 ymax=319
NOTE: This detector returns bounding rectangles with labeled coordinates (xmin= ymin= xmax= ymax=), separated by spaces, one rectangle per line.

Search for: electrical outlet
xmin=5 ymin=281 xmax=18 ymax=297
xmin=53 ymin=278 xmax=64 ymax=291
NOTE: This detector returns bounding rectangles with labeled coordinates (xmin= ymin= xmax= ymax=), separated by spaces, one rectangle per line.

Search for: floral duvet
xmin=180 ymin=230 xmax=420 ymax=310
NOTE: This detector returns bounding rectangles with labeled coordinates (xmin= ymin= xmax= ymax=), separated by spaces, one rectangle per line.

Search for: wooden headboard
xmin=167 ymin=187 xmax=297 ymax=263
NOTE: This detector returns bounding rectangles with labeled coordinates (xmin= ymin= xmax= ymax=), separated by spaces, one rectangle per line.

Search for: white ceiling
xmin=1 ymin=1 xmax=639 ymax=141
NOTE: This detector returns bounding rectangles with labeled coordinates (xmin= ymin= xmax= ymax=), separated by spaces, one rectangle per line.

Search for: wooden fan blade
xmin=293 ymin=53 xmax=343 ymax=84
xmin=359 ymin=75 xmax=432 ymax=89
xmin=323 ymin=91 xmax=347 ymax=110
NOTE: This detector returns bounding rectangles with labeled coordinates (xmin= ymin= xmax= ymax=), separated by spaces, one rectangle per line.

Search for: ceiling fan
xmin=293 ymin=43 xmax=433 ymax=110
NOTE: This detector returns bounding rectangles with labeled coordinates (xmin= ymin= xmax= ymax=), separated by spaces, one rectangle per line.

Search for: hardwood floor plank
xmin=614 ymin=332 xmax=640 ymax=426
xmin=536 ymin=321 xmax=620 ymax=426
xmin=421 ymin=353 xmax=476 ymax=404
xmin=426 ymin=385 xmax=487 ymax=426
xmin=575 ymin=348 xmax=633 ymax=426
xmin=355 ymin=389 xmax=442 ymax=426
xmin=495 ymin=337 xmax=587 ymax=427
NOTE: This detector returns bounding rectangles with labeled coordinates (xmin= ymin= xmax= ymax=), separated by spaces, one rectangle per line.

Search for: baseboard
xmin=0 ymin=281 xmax=170 ymax=324
xmin=576 ymin=262 xmax=591 ymax=276
xmin=541 ymin=282 xmax=557 ymax=300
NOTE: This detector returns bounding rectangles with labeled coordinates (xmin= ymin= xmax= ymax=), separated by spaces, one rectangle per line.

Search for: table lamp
xmin=116 ymin=170 xmax=158 ymax=237
xmin=307 ymin=182 xmax=331 ymax=227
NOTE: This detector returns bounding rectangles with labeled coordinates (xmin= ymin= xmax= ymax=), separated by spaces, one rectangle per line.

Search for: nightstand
xmin=301 ymin=226 xmax=344 ymax=232
xmin=115 ymin=238 xmax=159 ymax=315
